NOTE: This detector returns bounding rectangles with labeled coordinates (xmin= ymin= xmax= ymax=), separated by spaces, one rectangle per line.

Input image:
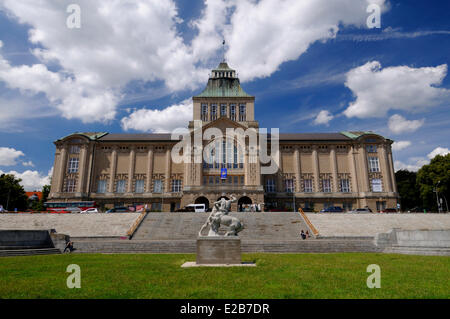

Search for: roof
xmin=194 ymin=62 xmax=253 ymax=98
xmin=56 ymin=132 xmax=108 ymax=142
xmin=26 ymin=192 xmax=43 ymax=200
xmin=340 ymin=131 xmax=389 ymax=141
xmin=98 ymin=133 xmax=179 ymax=142
xmin=278 ymin=133 xmax=352 ymax=141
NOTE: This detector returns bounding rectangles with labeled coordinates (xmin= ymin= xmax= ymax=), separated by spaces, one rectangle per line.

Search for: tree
xmin=395 ymin=170 xmax=420 ymax=210
xmin=0 ymin=174 xmax=28 ymax=211
xmin=30 ymin=184 xmax=51 ymax=211
xmin=416 ymin=154 xmax=450 ymax=212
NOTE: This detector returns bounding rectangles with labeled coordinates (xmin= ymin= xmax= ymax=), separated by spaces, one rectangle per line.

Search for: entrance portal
xmin=238 ymin=196 xmax=252 ymax=212
xmin=195 ymin=196 xmax=210 ymax=211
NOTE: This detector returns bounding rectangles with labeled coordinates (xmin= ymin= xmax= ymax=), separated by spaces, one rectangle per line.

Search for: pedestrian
xmin=64 ymin=241 xmax=74 ymax=253
xmin=305 ymin=230 xmax=310 ymax=238
xmin=300 ymin=230 xmax=306 ymax=240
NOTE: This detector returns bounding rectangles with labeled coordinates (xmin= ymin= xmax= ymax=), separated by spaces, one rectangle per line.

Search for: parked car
xmin=184 ymin=204 xmax=206 ymax=213
xmin=106 ymin=207 xmax=130 ymax=213
xmin=378 ymin=208 xmax=397 ymax=213
xmin=348 ymin=208 xmax=373 ymax=213
xmin=81 ymin=208 xmax=99 ymax=213
xmin=407 ymin=207 xmax=425 ymax=213
xmin=65 ymin=207 xmax=82 ymax=213
xmin=320 ymin=206 xmax=343 ymax=213
xmin=300 ymin=207 xmax=315 ymax=213
xmin=175 ymin=206 xmax=195 ymax=212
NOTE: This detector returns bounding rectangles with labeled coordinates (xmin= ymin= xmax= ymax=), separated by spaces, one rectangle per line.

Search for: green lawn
xmin=0 ymin=253 xmax=448 ymax=299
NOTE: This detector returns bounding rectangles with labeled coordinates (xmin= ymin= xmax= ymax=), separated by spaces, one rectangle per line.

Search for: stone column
xmin=108 ymin=146 xmax=118 ymax=193
xmin=146 ymin=148 xmax=154 ymax=193
xmin=276 ymin=150 xmax=283 ymax=192
xmin=77 ymin=144 xmax=89 ymax=193
xmin=387 ymin=147 xmax=397 ymax=193
xmin=164 ymin=147 xmax=171 ymax=192
xmin=294 ymin=147 xmax=301 ymax=192
xmin=312 ymin=146 xmax=320 ymax=192
xmin=127 ymin=146 xmax=136 ymax=193
xmin=58 ymin=145 xmax=68 ymax=192
xmin=361 ymin=144 xmax=370 ymax=192
xmin=379 ymin=144 xmax=393 ymax=192
xmin=349 ymin=145 xmax=359 ymax=194
xmin=330 ymin=146 xmax=339 ymax=193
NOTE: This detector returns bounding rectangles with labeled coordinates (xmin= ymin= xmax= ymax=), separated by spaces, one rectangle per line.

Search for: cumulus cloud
xmin=388 ymin=114 xmax=425 ymax=134
xmin=392 ymin=141 xmax=411 ymax=151
xmin=394 ymin=146 xmax=449 ymax=171
xmin=0 ymin=0 xmax=390 ymax=125
xmin=313 ymin=110 xmax=333 ymax=125
xmin=0 ymin=147 xmax=24 ymax=166
xmin=121 ymin=99 xmax=193 ymax=133
xmin=427 ymin=147 xmax=449 ymax=159
xmin=343 ymin=61 xmax=449 ymax=118
xmin=0 ymin=169 xmax=51 ymax=191
xmin=22 ymin=161 xmax=35 ymax=167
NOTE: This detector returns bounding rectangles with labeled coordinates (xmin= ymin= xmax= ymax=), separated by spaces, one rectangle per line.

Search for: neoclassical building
xmin=48 ymin=62 xmax=398 ymax=212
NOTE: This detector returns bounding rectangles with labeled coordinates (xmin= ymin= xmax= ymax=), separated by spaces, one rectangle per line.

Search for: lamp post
xmin=434 ymin=181 xmax=441 ymax=213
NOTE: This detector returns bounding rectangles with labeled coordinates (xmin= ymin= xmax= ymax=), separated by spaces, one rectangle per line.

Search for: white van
xmin=186 ymin=204 xmax=206 ymax=213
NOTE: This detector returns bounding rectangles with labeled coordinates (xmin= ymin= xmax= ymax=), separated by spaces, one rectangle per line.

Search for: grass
xmin=0 ymin=253 xmax=448 ymax=299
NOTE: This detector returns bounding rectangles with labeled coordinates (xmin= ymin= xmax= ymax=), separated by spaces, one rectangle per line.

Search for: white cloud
xmin=0 ymin=147 xmax=24 ymax=166
xmin=121 ymin=99 xmax=192 ymax=133
xmin=427 ymin=147 xmax=449 ymax=159
xmin=392 ymin=141 xmax=411 ymax=151
xmin=313 ymin=110 xmax=333 ymax=125
xmin=0 ymin=0 xmax=390 ymax=124
xmin=22 ymin=160 xmax=35 ymax=167
xmin=225 ymin=0 xmax=388 ymax=81
xmin=343 ymin=61 xmax=449 ymax=118
xmin=0 ymin=169 xmax=51 ymax=191
xmin=394 ymin=158 xmax=429 ymax=172
xmin=388 ymin=114 xmax=425 ymax=134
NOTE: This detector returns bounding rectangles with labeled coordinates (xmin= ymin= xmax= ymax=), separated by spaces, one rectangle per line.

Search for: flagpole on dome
xmin=222 ymin=39 xmax=226 ymax=62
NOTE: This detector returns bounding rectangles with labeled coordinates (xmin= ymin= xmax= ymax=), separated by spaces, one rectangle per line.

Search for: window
xmin=371 ymin=179 xmax=383 ymax=192
xmin=69 ymin=145 xmax=80 ymax=154
xmin=239 ymin=103 xmax=246 ymax=121
xmin=116 ymin=180 xmax=126 ymax=193
xmin=215 ymin=176 xmax=220 ymax=184
xmin=151 ymin=203 xmax=161 ymax=211
xmin=97 ymin=180 xmax=107 ymax=193
xmin=172 ymin=179 xmax=182 ymax=192
xmin=209 ymin=176 xmax=214 ymax=184
xmin=135 ymin=180 xmax=145 ymax=193
xmin=366 ymin=145 xmax=377 ymax=153
xmin=285 ymin=179 xmax=294 ymax=193
xmin=153 ymin=180 xmax=163 ymax=193
xmin=266 ymin=179 xmax=276 ymax=192
xmin=68 ymin=157 xmax=79 ymax=173
xmin=234 ymin=176 xmax=238 ymax=184
xmin=376 ymin=201 xmax=386 ymax=211
xmin=65 ymin=179 xmax=76 ymax=192
xmin=340 ymin=179 xmax=350 ymax=193
xmin=210 ymin=104 xmax=217 ymax=121
xmin=343 ymin=202 xmax=353 ymax=211
xmin=322 ymin=179 xmax=331 ymax=193
xmin=230 ymin=104 xmax=236 ymax=121
xmin=201 ymin=104 xmax=208 ymax=121
xmin=304 ymin=179 xmax=313 ymax=193
xmin=368 ymin=157 xmax=380 ymax=172
xmin=203 ymin=176 xmax=207 ymax=185
xmin=220 ymin=104 xmax=227 ymax=117
xmin=240 ymin=176 xmax=244 ymax=184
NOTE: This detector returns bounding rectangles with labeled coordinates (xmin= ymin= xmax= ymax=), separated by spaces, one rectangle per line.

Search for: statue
xmin=198 ymin=195 xmax=244 ymax=237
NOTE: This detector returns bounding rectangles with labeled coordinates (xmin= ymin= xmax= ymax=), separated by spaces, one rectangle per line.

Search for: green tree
xmin=395 ymin=170 xmax=420 ymax=210
xmin=417 ymin=154 xmax=450 ymax=212
xmin=0 ymin=174 xmax=28 ymax=211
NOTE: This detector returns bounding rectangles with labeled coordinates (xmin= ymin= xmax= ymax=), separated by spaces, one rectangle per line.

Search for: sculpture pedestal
xmin=196 ymin=237 xmax=241 ymax=265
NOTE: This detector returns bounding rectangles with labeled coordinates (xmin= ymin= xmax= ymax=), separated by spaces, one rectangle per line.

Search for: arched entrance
xmin=238 ymin=196 xmax=252 ymax=212
xmin=195 ymin=196 xmax=210 ymax=211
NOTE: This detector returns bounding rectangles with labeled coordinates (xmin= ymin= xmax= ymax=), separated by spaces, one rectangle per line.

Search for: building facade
xmin=48 ymin=62 xmax=398 ymax=212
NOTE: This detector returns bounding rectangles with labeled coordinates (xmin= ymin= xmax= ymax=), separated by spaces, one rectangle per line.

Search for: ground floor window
xmin=322 ymin=179 xmax=331 ymax=192
xmin=340 ymin=179 xmax=350 ymax=193
xmin=153 ymin=180 xmax=163 ymax=193
xmin=376 ymin=201 xmax=386 ymax=211
xmin=266 ymin=179 xmax=275 ymax=192
xmin=343 ymin=202 xmax=353 ymax=211
xmin=116 ymin=180 xmax=126 ymax=193
xmin=97 ymin=180 xmax=107 ymax=193
xmin=135 ymin=180 xmax=145 ymax=193
xmin=65 ymin=179 xmax=76 ymax=193
xmin=172 ymin=179 xmax=182 ymax=192
xmin=304 ymin=179 xmax=313 ymax=193
xmin=285 ymin=179 xmax=294 ymax=193
xmin=151 ymin=202 xmax=162 ymax=211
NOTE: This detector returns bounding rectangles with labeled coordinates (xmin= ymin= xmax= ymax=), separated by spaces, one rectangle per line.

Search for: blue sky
xmin=0 ymin=0 xmax=449 ymax=190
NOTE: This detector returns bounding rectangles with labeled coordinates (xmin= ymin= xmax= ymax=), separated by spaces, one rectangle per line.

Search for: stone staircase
xmin=132 ymin=212 xmax=309 ymax=240
xmin=71 ymin=239 xmax=379 ymax=254
xmin=0 ymin=248 xmax=61 ymax=257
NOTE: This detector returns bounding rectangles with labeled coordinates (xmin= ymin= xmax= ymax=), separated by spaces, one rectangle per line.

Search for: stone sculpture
xmin=198 ymin=195 xmax=244 ymax=237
